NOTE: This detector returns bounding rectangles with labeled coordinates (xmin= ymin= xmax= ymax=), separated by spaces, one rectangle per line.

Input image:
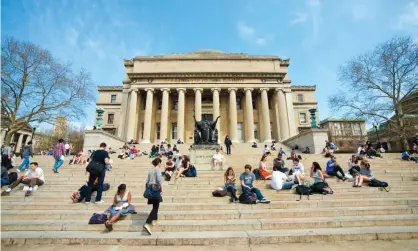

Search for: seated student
xmin=212 ymin=149 xmax=224 ymax=170
xmin=251 ymin=142 xmax=258 ymax=148
xmin=367 ymin=146 xmax=382 ymax=158
xmin=2 ymin=162 xmax=44 ymax=197
xmin=270 ymin=143 xmax=276 ymax=151
xmin=347 ymin=155 xmax=360 ymax=176
xmin=325 ymin=155 xmax=347 ymax=181
xmin=224 ymin=167 xmax=238 ymax=202
xmin=259 ymin=155 xmax=272 ymax=179
xmin=263 ymin=145 xmax=271 ymax=156
xmin=310 ymin=162 xmax=325 ymax=183
xmin=240 ymin=164 xmax=271 ymax=203
xmin=149 ymin=145 xmax=158 ymax=158
xmin=71 ymin=176 xmax=110 ymax=203
xmin=130 ymin=146 xmax=139 ymax=159
xmin=159 ymin=145 xmax=166 ymax=155
xmin=329 ymin=141 xmax=336 ymax=153
xmin=353 ymin=161 xmax=374 ymax=187
xmin=357 ymin=145 xmax=366 ymax=156
xmin=402 ymin=151 xmax=418 ymax=163
xmin=302 ymin=147 xmax=310 ymax=154
xmin=271 ymin=165 xmax=294 ymax=190
xmin=164 ymin=156 xmax=175 ymax=181
xmin=412 ymin=143 xmax=418 ymax=154
xmin=290 ymin=158 xmax=305 ymax=184
xmin=273 ymin=154 xmax=289 ymax=173
xmin=104 ymin=184 xmax=135 ymax=231
xmin=165 ymin=144 xmax=173 ymax=157
xmin=177 ymin=138 xmax=184 ymax=144
xmin=1 ymin=166 xmax=9 ymax=186
xmin=70 ymin=151 xmax=84 ymax=165
xmin=176 ymin=155 xmax=191 ymax=178
xmin=172 ymin=144 xmax=178 ymax=152
xmin=323 ymin=146 xmax=332 ymax=158
xmin=278 ymin=147 xmax=286 ymax=156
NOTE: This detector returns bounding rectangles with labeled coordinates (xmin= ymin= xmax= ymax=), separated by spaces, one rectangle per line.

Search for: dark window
xmin=236 ymin=96 xmax=242 ymax=110
xmin=252 ymin=99 xmax=257 ymax=110
xmin=111 ymin=95 xmax=117 ymax=103
xmin=173 ymin=100 xmax=178 ymax=110
xmin=158 ymin=98 xmax=162 ymax=110
xmin=297 ymin=94 xmax=304 ymax=103
xmin=156 ymin=123 xmax=161 ymax=139
xmin=141 ymin=123 xmax=144 ymax=139
xmin=171 ymin=123 xmax=177 ymax=139
xmin=107 ymin=114 xmax=114 ymax=124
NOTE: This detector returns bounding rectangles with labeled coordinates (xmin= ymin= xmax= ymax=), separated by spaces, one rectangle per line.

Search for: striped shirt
xmin=53 ymin=143 xmax=65 ymax=158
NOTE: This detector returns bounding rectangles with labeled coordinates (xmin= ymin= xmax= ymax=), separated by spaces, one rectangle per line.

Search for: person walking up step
xmin=18 ymin=141 xmax=33 ymax=172
xmin=52 ymin=139 xmax=65 ymax=173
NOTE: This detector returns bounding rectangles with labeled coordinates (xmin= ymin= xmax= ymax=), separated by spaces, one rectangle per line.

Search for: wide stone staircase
xmin=1 ymin=148 xmax=418 ymax=248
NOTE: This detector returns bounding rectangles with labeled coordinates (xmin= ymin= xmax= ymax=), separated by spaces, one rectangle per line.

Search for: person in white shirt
xmin=212 ymin=149 xmax=224 ymax=170
xmin=2 ymin=162 xmax=44 ymax=197
xmin=291 ymin=158 xmax=305 ymax=185
xmin=271 ymin=166 xmax=294 ymax=190
xmin=65 ymin=142 xmax=70 ymax=156
xmin=263 ymin=145 xmax=271 ymax=156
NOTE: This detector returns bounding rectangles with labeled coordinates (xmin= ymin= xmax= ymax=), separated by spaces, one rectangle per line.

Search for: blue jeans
xmin=282 ymin=181 xmax=294 ymax=189
xmin=85 ymin=167 xmax=106 ymax=202
xmin=1 ymin=177 xmax=9 ymax=186
xmin=18 ymin=156 xmax=30 ymax=171
xmin=242 ymin=186 xmax=265 ymax=200
xmin=53 ymin=157 xmax=64 ymax=171
xmin=226 ymin=184 xmax=238 ymax=199
xmin=411 ymin=157 xmax=418 ymax=163
xmin=129 ymin=153 xmax=136 ymax=159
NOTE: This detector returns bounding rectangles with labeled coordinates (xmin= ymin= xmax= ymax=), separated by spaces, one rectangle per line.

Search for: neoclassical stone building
xmin=96 ymin=50 xmax=318 ymax=144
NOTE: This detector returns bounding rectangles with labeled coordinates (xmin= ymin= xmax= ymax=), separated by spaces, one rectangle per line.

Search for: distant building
xmin=320 ymin=117 xmax=367 ymax=151
xmin=53 ymin=117 xmax=68 ymax=139
xmin=0 ymin=108 xmax=33 ymax=153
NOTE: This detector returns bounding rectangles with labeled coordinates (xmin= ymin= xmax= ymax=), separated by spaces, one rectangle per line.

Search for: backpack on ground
xmin=311 ymin=181 xmax=334 ymax=195
xmin=8 ymin=172 xmax=18 ymax=185
xmin=368 ymin=179 xmax=389 ymax=192
xmin=295 ymin=185 xmax=312 ymax=201
xmin=212 ymin=188 xmax=228 ymax=197
xmin=239 ymin=192 xmax=258 ymax=204
xmin=252 ymin=169 xmax=262 ymax=180
xmin=88 ymin=213 xmax=107 ymax=224
xmin=185 ymin=165 xmax=197 ymax=177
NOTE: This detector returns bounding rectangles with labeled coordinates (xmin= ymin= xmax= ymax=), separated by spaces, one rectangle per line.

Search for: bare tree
xmin=1 ymin=37 xmax=96 ymax=145
xmin=329 ymin=36 xmax=418 ymax=150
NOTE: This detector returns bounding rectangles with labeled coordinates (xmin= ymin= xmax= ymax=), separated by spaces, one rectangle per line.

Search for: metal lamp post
xmin=373 ymin=123 xmax=380 ymax=144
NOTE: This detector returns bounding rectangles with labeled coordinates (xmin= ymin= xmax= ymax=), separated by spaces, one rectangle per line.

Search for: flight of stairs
xmin=1 ymin=149 xmax=418 ymax=248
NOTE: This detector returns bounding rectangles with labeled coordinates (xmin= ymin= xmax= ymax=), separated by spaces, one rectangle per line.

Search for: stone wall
xmin=282 ymin=129 xmax=329 ymax=154
xmin=83 ymin=130 xmax=125 ymax=153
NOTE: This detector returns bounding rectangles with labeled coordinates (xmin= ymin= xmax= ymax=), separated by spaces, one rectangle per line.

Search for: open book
xmin=115 ymin=203 xmax=129 ymax=210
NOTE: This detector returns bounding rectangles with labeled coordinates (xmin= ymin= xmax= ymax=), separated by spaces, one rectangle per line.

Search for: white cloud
xmin=66 ymin=28 xmax=79 ymax=47
xmin=397 ymin=1 xmax=418 ymax=28
xmin=236 ymin=21 xmax=271 ymax=46
xmin=290 ymin=12 xmax=308 ymax=24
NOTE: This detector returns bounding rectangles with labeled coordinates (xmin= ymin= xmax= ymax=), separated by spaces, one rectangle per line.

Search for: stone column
xmin=126 ymin=89 xmax=138 ymax=141
xmin=211 ymin=88 xmax=221 ymax=143
xmin=228 ymin=88 xmax=238 ymax=142
xmin=260 ymin=88 xmax=272 ymax=142
xmin=194 ymin=88 xmax=203 ymax=121
xmin=244 ymin=88 xmax=255 ymax=142
xmin=277 ymin=88 xmax=290 ymax=140
xmin=118 ymin=89 xmax=130 ymax=139
xmin=285 ymin=90 xmax=297 ymax=137
xmin=160 ymin=88 xmax=170 ymax=141
xmin=176 ymin=88 xmax=186 ymax=143
xmin=16 ymin=134 xmax=24 ymax=154
xmin=142 ymin=88 xmax=154 ymax=143
xmin=25 ymin=136 xmax=32 ymax=144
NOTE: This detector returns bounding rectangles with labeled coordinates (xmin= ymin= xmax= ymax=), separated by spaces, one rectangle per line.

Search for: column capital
xmin=176 ymin=88 xmax=186 ymax=92
xmin=259 ymin=87 xmax=269 ymax=92
xmin=274 ymin=88 xmax=284 ymax=93
xmin=211 ymin=88 xmax=221 ymax=93
xmin=193 ymin=88 xmax=203 ymax=93
xmin=244 ymin=88 xmax=254 ymax=92
xmin=228 ymin=88 xmax=238 ymax=93
xmin=130 ymin=88 xmax=139 ymax=93
xmin=144 ymin=88 xmax=154 ymax=93
xmin=160 ymin=88 xmax=171 ymax=93
xmin=283 ymin=88 xmax=292 ymax=93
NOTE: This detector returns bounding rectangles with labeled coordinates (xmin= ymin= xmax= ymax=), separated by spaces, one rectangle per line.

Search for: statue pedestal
xmin=190 ymin=144 xmax=225 ymax=171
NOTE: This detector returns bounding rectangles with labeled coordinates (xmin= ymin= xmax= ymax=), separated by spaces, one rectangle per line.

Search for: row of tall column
xmin=121 ymin=87 xmax=296 ymax=143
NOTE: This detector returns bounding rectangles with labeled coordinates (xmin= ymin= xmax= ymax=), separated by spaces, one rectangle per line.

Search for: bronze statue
xmin=193 ymin=113 xmax=220 ymax=144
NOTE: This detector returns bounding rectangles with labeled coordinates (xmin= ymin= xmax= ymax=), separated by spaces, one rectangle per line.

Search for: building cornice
xmin=291 ymin=85 xmax=316 ymax=91
xmin=127 ymin=72 xmax=287 ymax=79
xmin=98 ymin=86 xmax=123 ymax=91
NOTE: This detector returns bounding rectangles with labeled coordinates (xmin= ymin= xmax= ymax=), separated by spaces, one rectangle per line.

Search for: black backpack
xmin=368 ymin=179 xmax=389 ymax=192
xmin=8 ymin=172 xmax=18 ymax=185
xmin=311 ymin=182 xmax=333 ymax=195
xmin=295 ymin=185 xmax=312 ymax=201
xmin=239 ymin=192 xmax=258 ymax=204
xmin=252 ymin=169 xmax=262 ymax=180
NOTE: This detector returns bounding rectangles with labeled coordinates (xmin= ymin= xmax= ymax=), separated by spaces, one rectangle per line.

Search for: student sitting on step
xmin=224 ymin=167 xmax=238 ymax=202
xmin=273 ymin=154 xmax=289 ymax=173
xmin=164 ymin=156 xmax=175 ymax=181
xmin=353 ymin=160 xmax=374 ymax=187
xmin=71 ymin=175 xmax=110 ymax=203
xmin=176 ymin=155 xmax=191 ymax=178
xmin=290 ymin=158 xmax=305 ymax=184
xmin=149 ymin=145 xmax=159 ymax=158
xmin=325 ymin=155 xmax=347 ymax=181
xmin=240 ymin=164 xmax=271 ymax=203
xmin=104 ymin=184 xmax=135 ymax=231
xmin=2 ymin=162 xmax=44 ymax=197
xmin=263 ymin=145 xmax=271 ymax=156
xmin=271 ymin=165 xmax=294 ymax=190
xmin=212 ymin=149 xmax=224 ymax=171
xmin=259 ymin=155 xmax=272 ymax=180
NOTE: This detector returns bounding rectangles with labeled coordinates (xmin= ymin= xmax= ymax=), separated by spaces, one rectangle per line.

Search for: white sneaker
xmin=84 ymin=201 xmax=90 ymax=204
xmin=94 ymin=200 xmax=105 ymax=204
xmin=29 ymin=187 xmax=33 ymax=192
xmin=5 ymin=188 xmax=11 ymax=193
xmin=260 ymin=199 xmax=271 ymax=204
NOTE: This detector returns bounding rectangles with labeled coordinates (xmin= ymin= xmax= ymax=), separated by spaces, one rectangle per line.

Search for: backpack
xmin=311 ymin=182 xmax=333 ymax=195
xmin=368 ymin=179 xmax=389 ymax=192
xmin=212 ymin=189 xmax=227 ymax=197
xmin=8 ymin=172 xmax=18 ymax=185
xmin=185 ymin=165 xmax=197 ymax=177
xmin=252 ymin=169 xmax=262 ymax=180
xmin=239 ymin=192 xmax=258 ymax=204
xmin=88 ymin=213 xmax=107 ymax=224
xmin=295 ymin=185 xmax=312 ymax=201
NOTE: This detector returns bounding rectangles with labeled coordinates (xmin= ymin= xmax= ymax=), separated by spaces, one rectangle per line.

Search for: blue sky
xmin=2 ymin=0 xmax=418 ymax=128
